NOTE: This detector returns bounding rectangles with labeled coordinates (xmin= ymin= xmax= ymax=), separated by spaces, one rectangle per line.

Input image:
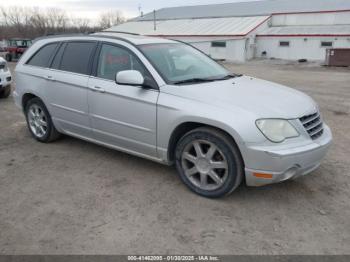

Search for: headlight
xmin=256 ymin=119 xmax=299 ymax=143
xmin=0 ymin=62 xmax=8 ymax=72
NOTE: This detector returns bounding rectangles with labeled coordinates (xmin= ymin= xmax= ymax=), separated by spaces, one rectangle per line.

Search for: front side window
xmin=26 ymin=43 xmax=58 ymax=68
xmin=97 ymin=44 xmax=147 ymax=81
xmin=60 ymin=42 xmax=96 ymax=75
xmin=139 ymin=43 xmax=230 ymax=84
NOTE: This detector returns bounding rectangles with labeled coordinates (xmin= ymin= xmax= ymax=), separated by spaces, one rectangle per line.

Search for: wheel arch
xmin=22 ymin=93 xmax=39 ymax=112
xmin=167 ymin=121 xmax=246 ymax=166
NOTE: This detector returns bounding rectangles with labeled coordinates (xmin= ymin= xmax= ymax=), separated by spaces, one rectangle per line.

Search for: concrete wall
xmin=168 ymin=37 xmax=248 ymax=62
xmin=271 ymin=11 xmax=350 ymax=26
xmin=256 ymin=36 xmax=350 ymax=61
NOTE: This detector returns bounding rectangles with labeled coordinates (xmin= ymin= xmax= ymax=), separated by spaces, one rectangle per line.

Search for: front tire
xmin=25 ymin=98 xmax=61 ymax=142
xmin=175 ymin=127 xmax=244 ymax=198
xmin=0 ymin=85 xmax=11 ymax=98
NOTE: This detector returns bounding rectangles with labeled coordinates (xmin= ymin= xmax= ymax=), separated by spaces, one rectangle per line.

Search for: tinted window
xmin=60 ymin=42 xmax=96 ymax=75
xmin=51 ymin=43 xmax=66 ymax=69
xmin=97 ymin=44 xmax=147 ymax=81
xmin=27 ymin=43 xmax=58 ymax=67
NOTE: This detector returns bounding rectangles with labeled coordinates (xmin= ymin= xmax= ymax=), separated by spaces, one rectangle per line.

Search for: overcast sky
xmin=0 ymin=0 xmax=260 ymax=20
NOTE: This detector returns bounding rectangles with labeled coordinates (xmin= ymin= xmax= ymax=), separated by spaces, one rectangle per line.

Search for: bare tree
xmin=46 ymin=8 xmax=68 ymax=33
xmin=1 ymin=6 xmax=32 ymax=36
xmin=0 ymin=6 xmax=102 ymax=39
xmin=71 ymin=17 xmax=91 ymax=33
xmin=99 ymin=10 xmax=125 ymax=29
xmin=29 ymin=8 xmax=48 ymax=36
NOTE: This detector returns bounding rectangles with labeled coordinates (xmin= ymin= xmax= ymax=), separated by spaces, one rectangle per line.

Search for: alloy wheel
xmin=27 ymin=104 xmax=48 ymax=138
xmin=181 ymin=140 xmax=228 ymax=191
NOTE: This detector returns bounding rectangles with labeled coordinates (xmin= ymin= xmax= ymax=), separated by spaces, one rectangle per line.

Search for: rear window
xmin=26 ymin=43 xmax=58 ymax=68
xmin=59 ymin=42 xmax=96 ymax=75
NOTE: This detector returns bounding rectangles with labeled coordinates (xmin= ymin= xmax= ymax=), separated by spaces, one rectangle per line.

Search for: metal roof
xmin=135 ymin=0 xmax=350 ymax=21
xmin=107 ymin=16 xmax=270 ymax=37
xmin=257 ymin=25 xmax=350 ymax=36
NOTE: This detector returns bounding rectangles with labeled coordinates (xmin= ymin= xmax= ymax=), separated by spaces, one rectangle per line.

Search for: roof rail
xmin=31 ymin=32 xmax=138 ymax=47
xmin=33 ymin=33 xmax=87 ymax=42
xmin=102 ymin=31 xmax=140 ymax=36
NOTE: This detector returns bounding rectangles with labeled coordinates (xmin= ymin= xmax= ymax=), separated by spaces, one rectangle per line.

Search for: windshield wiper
xmin=211 ymin=73 xmax=243 ymax=81
xmin=173 ymin=78 xmax=215 ymax=85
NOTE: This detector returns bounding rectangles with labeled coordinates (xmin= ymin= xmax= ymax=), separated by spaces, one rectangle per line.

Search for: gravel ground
xmin=0 ymin=61 xmax=349 ymax=255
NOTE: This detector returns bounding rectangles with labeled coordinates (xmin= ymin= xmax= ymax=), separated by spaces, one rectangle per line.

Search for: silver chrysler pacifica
xmin=13 ymin=32 xmax=332 ymax=198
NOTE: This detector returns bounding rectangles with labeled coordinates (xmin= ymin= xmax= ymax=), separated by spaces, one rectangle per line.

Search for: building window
xmin=321 ymin=41 xmax=333 ymax=47
xmin=279 ymin=41 xmax=290 ymax=47
xmin=211 ymin=41 xmax=226 ymax=48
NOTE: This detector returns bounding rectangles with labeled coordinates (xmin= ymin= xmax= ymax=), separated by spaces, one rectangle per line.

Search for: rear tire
xmin=24 ymin=98 xmax=61 ymax=143
xmin=0 ymin=85 xmax=11 ymax=99
xmin=175 ymin=127 xmax=244 ymax=198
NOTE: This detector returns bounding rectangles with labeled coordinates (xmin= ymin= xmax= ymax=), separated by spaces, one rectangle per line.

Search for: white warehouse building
xmin=108 ymin=0 xmax=350 ymax=63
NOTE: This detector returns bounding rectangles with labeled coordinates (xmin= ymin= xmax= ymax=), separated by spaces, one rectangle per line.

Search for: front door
xmin=87 ymin=43 xmax=159 ymax=158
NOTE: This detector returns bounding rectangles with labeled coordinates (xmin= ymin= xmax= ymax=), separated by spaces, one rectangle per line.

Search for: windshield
xmin=139 ymin=43 xmax=230 ymax=84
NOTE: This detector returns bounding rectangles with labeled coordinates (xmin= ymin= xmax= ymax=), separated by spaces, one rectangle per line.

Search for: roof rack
xmin=102 ymin=31 xmax=140 ymax=36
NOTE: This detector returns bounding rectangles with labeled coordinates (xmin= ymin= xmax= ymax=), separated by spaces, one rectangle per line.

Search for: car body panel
xmin=87 ymin=76 xmax=159 ymax=157
xmin=45 ymin=69 xmax=92 ymax=138
xmin=0 ymin=57 xmax=12 ymax=89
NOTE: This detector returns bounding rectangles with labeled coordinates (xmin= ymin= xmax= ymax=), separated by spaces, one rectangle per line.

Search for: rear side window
xmin=26 ymin=43 xmax=58 ymax=68
xmin=51 ymin=43 xmax=66 ymax=69
xmin=59 ymin=42 xmax=96 ymax=75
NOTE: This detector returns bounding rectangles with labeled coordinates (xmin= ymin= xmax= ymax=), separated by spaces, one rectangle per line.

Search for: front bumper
xmin=0 ymin=70 xmax=12 ymax=89
xmin=244 ymin=124 xmax=332 ymax=186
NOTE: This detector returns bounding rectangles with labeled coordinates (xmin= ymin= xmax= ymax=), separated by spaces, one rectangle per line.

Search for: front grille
xmin=299 ymin=111 xmax=324 ymax=140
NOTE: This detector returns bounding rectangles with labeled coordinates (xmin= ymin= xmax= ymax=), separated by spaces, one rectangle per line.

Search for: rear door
xmin=87 ymin=42 xmax=159 ymax=158
xmin=46 ymin=41 xmax=97 ymax=138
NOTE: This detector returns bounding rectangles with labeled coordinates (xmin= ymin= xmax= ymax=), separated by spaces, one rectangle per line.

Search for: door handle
xmin=46 ymin=75 xmax=55 ymax=81
xmin=90 ymin=86 xmax=106 ymax=93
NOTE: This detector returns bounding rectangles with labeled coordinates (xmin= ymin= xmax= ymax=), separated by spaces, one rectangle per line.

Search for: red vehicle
xmin=4 ymin=39 xmax=32 ymax=62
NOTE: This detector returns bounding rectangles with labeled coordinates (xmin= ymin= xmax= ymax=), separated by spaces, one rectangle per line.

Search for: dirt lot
xmin=0 ymin=61 xmax=349 ymax=255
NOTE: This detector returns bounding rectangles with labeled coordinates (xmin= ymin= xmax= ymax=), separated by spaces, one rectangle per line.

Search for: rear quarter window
xmin=26 ymin=43 xmax=59 ymax=68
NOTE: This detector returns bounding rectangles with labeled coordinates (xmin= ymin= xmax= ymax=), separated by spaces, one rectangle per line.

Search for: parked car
xmin=13 ymin=33 xmax=332 ymax=198
xmin=4 ymin=38 xmax=32 ymax=62
xmin=0 ymin=57 xmax=12 ymax=98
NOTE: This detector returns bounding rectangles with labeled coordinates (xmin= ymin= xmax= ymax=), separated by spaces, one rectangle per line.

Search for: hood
xmin=162 ymin=76 xmax=317 ymax=119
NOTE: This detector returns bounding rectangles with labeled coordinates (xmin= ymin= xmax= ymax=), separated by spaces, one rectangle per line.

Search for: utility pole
xmin=153 ymin=10 xmax=156 ymax=31
xmin=138 ymin=4 xmax=143 ymax=17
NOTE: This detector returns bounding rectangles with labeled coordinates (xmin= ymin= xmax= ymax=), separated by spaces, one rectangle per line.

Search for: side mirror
xmin=116 ymin=70 xmax=144 ymax=86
